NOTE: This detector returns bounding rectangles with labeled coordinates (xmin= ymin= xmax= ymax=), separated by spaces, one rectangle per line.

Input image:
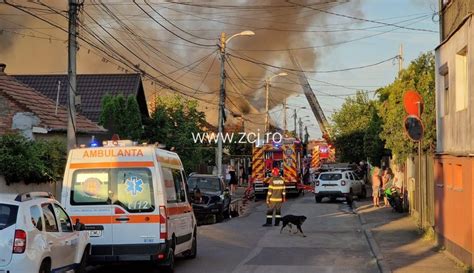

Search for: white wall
xmin=435 ymin=16 xmax=473 ymax=154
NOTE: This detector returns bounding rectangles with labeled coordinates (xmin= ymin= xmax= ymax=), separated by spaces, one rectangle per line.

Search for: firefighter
xmin=262 ymin=167 xmax=286 ymax=227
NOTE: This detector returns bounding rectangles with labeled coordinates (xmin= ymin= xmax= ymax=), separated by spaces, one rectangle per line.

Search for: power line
xmin=287 ymin=0 xmax=438 ymax=33
xmin=227 ymin=51 xmax=398 ymax=74
xmin=132 ymin=0 xmax=216 ymax=48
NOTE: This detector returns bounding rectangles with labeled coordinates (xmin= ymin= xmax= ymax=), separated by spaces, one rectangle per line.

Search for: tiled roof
xmin=13 ymin=73 xmax=148 ymax=122
xmin=0 ymin=73 xmax=106 ymax=133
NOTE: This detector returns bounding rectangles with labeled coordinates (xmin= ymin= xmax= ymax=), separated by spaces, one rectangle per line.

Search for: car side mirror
xmin=74 ymin=219 xmax=85 ymax=231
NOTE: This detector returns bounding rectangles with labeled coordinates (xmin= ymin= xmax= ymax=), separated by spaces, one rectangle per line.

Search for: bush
xmin=0 ymin=134 xmax=66 ymax=185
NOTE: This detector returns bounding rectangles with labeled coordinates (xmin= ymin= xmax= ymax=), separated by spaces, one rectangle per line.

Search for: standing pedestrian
xmin=228 ymin=165 xmax=238 ymax=195
xmin=371 ymin=166 xmax=382 ymax=207
xmin=382 ymin=168 xmax=394 ymax=207
xmin=262 ymin=167 xmax=286 ymax=227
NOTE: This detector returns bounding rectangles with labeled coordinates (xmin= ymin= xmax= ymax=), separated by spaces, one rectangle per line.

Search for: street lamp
xmin=216 ymin=30 xmax=255 ymax=178
xmin=265 ymin=72 xmax=288 ymax=132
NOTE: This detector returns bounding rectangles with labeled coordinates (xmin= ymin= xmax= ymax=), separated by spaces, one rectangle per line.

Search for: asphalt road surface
xmin=88 ymin=195 xmax=379 ymax=273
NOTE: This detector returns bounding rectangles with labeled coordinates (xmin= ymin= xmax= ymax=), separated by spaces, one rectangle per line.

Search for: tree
xmin=378 ymin=52 xmax=435 ymax=163
xmin=331 ymin=91 xmax=377 ymax=163
xmin=99 ymin=94 xmax=144 ymax=140
xmin=143 ymin=95 xmax=209 ymax=173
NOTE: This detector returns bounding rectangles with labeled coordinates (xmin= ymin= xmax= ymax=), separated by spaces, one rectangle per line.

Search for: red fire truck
xmin=251 ymin=138 xmax=304 ymax=198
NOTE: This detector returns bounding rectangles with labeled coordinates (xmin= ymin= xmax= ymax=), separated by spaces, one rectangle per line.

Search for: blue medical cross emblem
xmin=126 ymin=177 xmax=143 ymax=196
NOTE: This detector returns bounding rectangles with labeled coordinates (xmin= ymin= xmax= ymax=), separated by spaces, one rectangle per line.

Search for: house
xmin=434 ymin=0 xmax=474 ymax=266
xmin=13 ymin=72 xmax=149 ymax=124
xmin=0 ymin=64 xmax=106 ymax=142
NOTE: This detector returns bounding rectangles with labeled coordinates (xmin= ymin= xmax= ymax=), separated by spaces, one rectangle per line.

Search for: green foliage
xmin=0 ymin=134 xmax=66 ymax=185
xmin=143 ymin=95 xmax=210 ymax=173
xmin=99 ymin=94 xmax=144 ymax=140
xmin=378 ymin=52 xmax=436 ymax=163
xmin=331 ymin=91 xmax=384 ymax=163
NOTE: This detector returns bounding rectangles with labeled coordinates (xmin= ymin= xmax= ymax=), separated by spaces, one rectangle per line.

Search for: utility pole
xmin=298 ymin=117 xmax=303 ymax=140
xmin=282 ymin=98 xmax=287 ymax=133
xmin=264 ymin=79 xmax=270 ymax=133
xmin=398 ymin=44 xmax=404 ymax=75
xmin=67 ymin=0 xmax=79 ymax=152
xmin=217 ymin=32 xmax=226 ymax=178
xmin=293 ymin=109 xmax=297 ymax=137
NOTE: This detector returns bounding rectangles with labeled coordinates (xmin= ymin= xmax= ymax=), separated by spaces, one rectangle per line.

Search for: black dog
xmin=280 ymin=215 xmax=307 ymax=237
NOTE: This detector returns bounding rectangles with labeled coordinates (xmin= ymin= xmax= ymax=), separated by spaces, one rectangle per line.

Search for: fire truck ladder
xmin=288 ymin=51 xmax=331 ymax=139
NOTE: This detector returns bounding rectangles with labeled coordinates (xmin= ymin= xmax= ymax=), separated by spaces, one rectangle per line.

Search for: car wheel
xmin=39 ymin=259 xmax=51 ymax=273
xmin=76 ymin=246 xmax=89 ymax=273
xmin=216 ymin=211 xmax=224 ymax=223
xmin=183 ymin=230 xmax=197 ymax=259
xmin=315 ymin=196 xmax=322 ymax=203
xmin=160 ymin=239 xmax=175 ymax=273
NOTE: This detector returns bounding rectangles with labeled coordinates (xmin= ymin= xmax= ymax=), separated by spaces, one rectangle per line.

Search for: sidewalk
xmin=357 ymin=203 xmax=466 ymax=273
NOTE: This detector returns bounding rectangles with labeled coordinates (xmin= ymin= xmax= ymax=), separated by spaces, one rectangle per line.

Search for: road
xmin=88 ymin=195 xmax=379 ymax=273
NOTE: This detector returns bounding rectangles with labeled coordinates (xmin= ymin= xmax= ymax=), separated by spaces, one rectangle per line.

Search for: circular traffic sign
xmin=404 ymin=115 xmax=424 ymax=141
xmin=403 ymin=90 xmax=424 ymax=117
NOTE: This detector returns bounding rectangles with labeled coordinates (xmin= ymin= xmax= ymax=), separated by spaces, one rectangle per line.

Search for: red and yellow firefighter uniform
xmin=263 ymin=168 xmax=286 ymax=227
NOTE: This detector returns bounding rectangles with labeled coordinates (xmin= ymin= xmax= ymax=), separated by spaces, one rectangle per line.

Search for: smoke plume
xmin=0 ymin=0 xmax=363 ymax=131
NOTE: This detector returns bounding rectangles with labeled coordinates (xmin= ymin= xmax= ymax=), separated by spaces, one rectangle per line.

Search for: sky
xmin=0 ymin=0 xmax=440 ymax=140
xmin=275 ymin=0 xmax=439 ymax=139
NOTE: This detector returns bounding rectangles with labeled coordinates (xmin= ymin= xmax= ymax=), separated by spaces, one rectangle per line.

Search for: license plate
xmin=87 ymin=230 xmax=103 ymax=237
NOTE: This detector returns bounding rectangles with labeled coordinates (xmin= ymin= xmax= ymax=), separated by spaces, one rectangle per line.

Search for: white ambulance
xmin=61 ymin=140 xmax=197 ymax=271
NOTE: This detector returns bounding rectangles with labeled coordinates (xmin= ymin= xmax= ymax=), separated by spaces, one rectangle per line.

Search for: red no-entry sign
xmin=403 ymin=90 xmax=423 ymax=117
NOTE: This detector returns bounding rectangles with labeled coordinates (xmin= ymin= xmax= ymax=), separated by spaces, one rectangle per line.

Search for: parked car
xmin=187 ymin=174 xmax=231 ymax=223
xmin=62 ymin=140 xmax=197 ymax=272
xmin=0 ymin=192 xmax=90 ymax=273
xmin=314 ymin=170 xmax=366 ymax=203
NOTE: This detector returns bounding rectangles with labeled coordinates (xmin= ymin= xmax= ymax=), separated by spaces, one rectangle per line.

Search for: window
xmin=188 ymin=177 xmax=222 ymax=192
xmin=0 ymin=204 xmax=18 ymax=230
xmin=162 ymin=167 xmax=186 ymax=203
xmin=319 ymin=173 xmax=342 ymax=181
xmin=172 ymin=169 xmax=186 ymax=203
xmin=454 ymin=164 xmax=463 ymax=190
xmin=115 ymin=169 xmax=154 ymax=212
xmin=53 ymin=204 xmax=73 ymax=232
xmin=41 ymin=204 xmax=58 ymax=232
xmin=455 ymin=47 xmax=468 ymax=111
xmin=444 ymin=74 xmax=450 ymax=115
xmin=162 ymin=167 xmax=177 ymax=202
xmin=71 ymin=169 xmax=110 ymax=205
xmin=30 ymin=206 xmax=43 ymax=231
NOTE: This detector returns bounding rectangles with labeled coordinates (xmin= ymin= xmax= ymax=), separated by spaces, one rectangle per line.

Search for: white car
xmin=314 ymin=170 xmax=366 ymax=203
xmin=0 ymin=192 xmax=90 ymax=273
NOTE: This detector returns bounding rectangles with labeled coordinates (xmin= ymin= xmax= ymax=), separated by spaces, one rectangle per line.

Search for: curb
xmin=358 ymin=212 xmax=392 ymax=273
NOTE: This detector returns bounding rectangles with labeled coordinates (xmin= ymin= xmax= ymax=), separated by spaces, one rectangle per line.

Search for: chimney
xmin=0 ymin=64 xmax=6 ymax=74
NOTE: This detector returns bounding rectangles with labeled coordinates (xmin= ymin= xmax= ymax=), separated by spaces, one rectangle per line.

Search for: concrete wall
xmin=0 ymin=175 xmax=61 ymax=198
xmin=435 ymin=16 xmax=473 ymax=154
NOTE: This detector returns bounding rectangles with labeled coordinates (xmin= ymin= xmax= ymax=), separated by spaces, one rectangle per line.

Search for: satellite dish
xmin=404 ymin=115 xmax=424 ymax=141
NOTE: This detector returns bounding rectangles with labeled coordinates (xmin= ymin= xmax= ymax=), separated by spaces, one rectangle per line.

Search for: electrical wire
xmin=132 ymin=0 xmax=216 ymax=48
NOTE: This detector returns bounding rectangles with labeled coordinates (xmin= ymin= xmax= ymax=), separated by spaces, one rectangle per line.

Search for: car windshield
xmin=0 ymin=204 xmax=18 ymax=230
xmin=319 ymin=173 xmax=342 ymax=181
xmin=188 ymin=177 xmax=221 ymax=191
